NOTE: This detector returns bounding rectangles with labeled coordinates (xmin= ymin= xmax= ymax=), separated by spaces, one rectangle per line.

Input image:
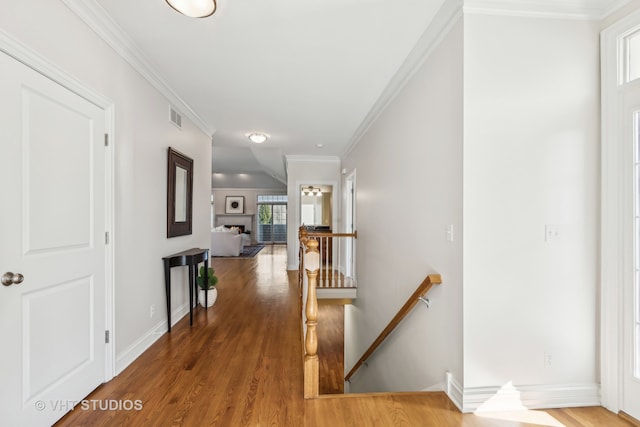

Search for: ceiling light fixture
xmin=302 ymin=186 xmax=322 ymax=196
xmin=247 ymin=132 xmax=269 ymax=144
xmin=165 ymin=0 xmax=217 ymax=18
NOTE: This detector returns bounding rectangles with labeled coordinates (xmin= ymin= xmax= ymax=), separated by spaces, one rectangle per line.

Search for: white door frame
xmin=296 ymin=179 xmax=339 ymax=233
xmin=601 ymin=9 xmax=640 ymax=414
xmin=344 ymin=170 xmax=356 ymax=279
xmin=0 ymin=29 xmax=116 ymax=382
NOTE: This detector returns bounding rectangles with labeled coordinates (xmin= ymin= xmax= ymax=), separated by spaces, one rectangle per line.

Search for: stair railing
xmin=344 ymin=274 xmax=443 ymax=382
xmin=299 ymin=226 xmax=358 ymax=398
xmin=302 ymin=239 xmax=320 ymax=398
xmin=298 ymin=225 xmax=357 ymax=290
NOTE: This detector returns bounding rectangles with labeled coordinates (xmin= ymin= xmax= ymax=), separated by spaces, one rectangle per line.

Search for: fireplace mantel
xmin=215 ymin=214 xmax=255 ymax=234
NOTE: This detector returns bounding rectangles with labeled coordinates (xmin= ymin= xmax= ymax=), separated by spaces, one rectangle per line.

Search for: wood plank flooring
xmin=55 ymin=245 xmax=634 ymax=427
xmin=317 ymin=304 xmax=344 ymax=395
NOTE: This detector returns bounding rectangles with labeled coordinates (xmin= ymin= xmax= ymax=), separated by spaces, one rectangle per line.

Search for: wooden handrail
xmin=305 ymin=231 xmax=358 ymax=239
xmin=344 ymin=274 xmax=442 ymax=382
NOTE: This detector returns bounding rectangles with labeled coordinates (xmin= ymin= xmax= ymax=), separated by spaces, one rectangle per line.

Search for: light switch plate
xmin=545 ymin=224 xmax=560 ymax=242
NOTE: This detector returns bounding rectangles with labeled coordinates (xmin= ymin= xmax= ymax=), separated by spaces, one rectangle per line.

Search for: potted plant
xmin=196 ymin=266 xmax=218 ymax=308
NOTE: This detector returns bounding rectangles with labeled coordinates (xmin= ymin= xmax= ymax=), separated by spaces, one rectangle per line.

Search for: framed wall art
xmin=225 ymin=196 xmax=244 ymax=214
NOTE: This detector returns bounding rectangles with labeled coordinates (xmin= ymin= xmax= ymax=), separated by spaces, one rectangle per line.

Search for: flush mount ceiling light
xmin=247 ymin=132 xmax=269 ymax=144
xmin=165 ymin=0 xmax=216 ymax=18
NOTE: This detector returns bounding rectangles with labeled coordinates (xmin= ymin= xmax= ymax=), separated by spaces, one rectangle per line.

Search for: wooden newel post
xmin=299 ymin=225 xmax=308 ymax=242
xmin=298 ymin=226 xmax=308 ymax=289
xmin=304 ymin=239 xmax=320 ymax=398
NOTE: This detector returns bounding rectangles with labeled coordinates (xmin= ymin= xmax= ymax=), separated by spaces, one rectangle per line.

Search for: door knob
xmin=1 ymin=272 xmax=24 ymax=286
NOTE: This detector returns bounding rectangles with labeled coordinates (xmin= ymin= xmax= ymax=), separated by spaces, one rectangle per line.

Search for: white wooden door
xmin=0 ymin=52 xmax=107 ymax=425
xmin=624 ymin=80 xmax=640 ymax=421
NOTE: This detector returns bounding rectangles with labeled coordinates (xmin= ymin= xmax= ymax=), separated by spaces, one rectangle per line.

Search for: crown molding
xmin=463 ymin=0 xmax=631 ymax=20
xmin=600 ymin=0 xmax=634 ymax=18
xmin=61 ymin=0 xmax=213 ymax=138
xmin=342 ymin=0 xmax=463 ymax=159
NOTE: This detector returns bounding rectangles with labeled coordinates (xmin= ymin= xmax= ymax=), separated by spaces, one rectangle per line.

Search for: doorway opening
xmin=257 ymin=194 xmax=287 ymax=244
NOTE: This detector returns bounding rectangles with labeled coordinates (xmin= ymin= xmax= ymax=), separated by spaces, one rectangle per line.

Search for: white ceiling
xmin=87 ymin=0 xmax=625 ymax=188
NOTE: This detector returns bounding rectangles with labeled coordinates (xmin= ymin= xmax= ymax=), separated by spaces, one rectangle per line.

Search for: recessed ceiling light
xmin=165 ymin=0 xmax=216 ymax=18
xmin=316 ymin=144 xmax=324 ymax=148
xmin=247 ymin=132 xmax=269 ymax=144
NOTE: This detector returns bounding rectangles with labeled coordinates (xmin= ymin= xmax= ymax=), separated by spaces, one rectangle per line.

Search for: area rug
xmin=241 ymin=245 xmax=265 ymax=258
xmin=213 ymin=245 xmax=265 ymax=259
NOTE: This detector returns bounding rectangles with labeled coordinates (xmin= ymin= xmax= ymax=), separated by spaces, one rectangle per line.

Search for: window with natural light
xmin=257 ymin=195 xmax=287 ymax=243
xmin=626 ymin=29 xmax=640 ymax=83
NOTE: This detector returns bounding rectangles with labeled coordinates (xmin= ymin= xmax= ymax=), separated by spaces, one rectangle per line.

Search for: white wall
xmin=463 ymin=14 xmax=600 ymax=389
xmin=285 ymin=156 xmax=341 ymax=269
xmin=342 ymin=19 xmax=464 ymax=392
xmin=211 ymin=171 xmax=286 ymax=189
xmin=0 ymin=1 xmax=212 ymax=371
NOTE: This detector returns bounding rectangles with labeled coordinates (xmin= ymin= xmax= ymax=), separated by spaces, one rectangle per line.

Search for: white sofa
xmin=211 ymin=227 xmax=243 ymax=256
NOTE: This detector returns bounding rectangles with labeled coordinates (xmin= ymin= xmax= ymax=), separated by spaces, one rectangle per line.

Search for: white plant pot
xmin=198 ymin=287 xmax=218 ymax=308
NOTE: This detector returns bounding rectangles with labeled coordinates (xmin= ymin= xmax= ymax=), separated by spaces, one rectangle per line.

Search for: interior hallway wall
xmin=342 ymin=17 xmax=464 ymax=392
xmin=462 ymin=13 xmax=600 ymax=390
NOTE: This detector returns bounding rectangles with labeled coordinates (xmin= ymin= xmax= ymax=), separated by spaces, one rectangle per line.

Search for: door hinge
xmin=105 ymin=330 xmax=110 ymax=344
xmin=105 ymin=232 xmax=109 ymax=245
xmin=104 ymin=133 xmax=109 ymax=147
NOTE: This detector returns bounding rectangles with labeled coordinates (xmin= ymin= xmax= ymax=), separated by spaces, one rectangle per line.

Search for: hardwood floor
xmin=56 ymin=245 xmax=633 ymax=426
xmin=317 ymin=304 xmax=344 ymax=395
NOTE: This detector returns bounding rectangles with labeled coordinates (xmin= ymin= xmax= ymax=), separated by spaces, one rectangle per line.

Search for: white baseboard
xmin=445 ymin=372 xmax=465 ymax=411
xmin=115 ymin=302 xmax=189 ymax=374
xmin=445 ymin=373 xmax=600 ymax=413
xmin=422 ymin=382 xmax=445 ymax=392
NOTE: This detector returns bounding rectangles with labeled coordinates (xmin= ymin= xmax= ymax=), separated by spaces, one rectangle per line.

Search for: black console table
xmin=162 ymin=248 xmax=209 ymax=332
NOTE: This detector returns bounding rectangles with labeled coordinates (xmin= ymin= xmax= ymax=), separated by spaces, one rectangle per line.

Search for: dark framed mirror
xmin=167 ymin=147 xmax=193 ymax=237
